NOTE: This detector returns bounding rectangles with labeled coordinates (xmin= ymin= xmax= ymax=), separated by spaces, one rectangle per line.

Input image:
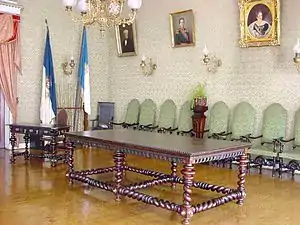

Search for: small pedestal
xmin=192 ymin=105 xmax=208 ymax=138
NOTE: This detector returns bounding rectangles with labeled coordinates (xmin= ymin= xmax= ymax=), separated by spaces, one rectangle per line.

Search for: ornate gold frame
xmin=115 ymin=22 xmax=138 ymax=57
xmin=169 ymin=9 xmax=196 ymax=48
xmin=239 ymin=0 xmax=280 ymax=48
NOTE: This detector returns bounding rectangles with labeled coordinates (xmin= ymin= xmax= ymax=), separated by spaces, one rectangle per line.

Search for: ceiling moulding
xmin=0 ymin=0 xmax=23 ymax=15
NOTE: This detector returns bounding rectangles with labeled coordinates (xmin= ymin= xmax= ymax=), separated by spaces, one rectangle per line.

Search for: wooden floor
xmin=0 ymin=148 xmax=300 ymax=225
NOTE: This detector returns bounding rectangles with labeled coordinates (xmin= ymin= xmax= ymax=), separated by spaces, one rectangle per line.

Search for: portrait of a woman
xmin=247 ymin=4 xmax=272 ymax=38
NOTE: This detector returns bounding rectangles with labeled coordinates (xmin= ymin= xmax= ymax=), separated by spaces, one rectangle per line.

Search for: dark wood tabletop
xmin=66 ymin=129 xmax=251 ymax=164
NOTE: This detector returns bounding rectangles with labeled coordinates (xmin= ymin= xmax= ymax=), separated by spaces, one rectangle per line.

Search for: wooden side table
xmin=192 ymin=105 xmax=208 ymax=138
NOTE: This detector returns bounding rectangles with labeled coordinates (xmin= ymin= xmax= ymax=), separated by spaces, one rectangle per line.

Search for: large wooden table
xmin=9 ymin=123 xmax=70 ymax=167
xmin=65 ymin=129 xmax=251 ymax=225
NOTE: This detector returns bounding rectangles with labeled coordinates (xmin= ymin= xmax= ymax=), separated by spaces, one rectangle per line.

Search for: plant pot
xmin=193 ymin=97 xmax=207 ymax=113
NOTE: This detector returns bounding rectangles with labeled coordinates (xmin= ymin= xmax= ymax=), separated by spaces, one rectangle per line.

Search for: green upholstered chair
xmin=112 ymin=99 xmax=140 ymax=128
xmin=230 ymin=102 xmax=256 ymax=141
xmin=148 ymin=99 xmax=177 ymax=133
xmin=247 ymin=103 xmax=287 ymax=176
xmin=277 ymin=108 xmax=300 ymax=178
xmin=218 ymin=102 xmax=256 ymax=168
xmin=206 ymin=101 xmax=230 ymax=139
xmin=135 ymin=99 xmax=156 ymax=131
xmin=177 ymin=101 xmax=193 ymax=136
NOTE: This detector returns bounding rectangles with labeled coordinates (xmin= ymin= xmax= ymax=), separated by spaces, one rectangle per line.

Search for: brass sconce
xmin=62 ymin=56 xmax=75 ymax=76
xmin=202 ymin=44 xmax=222 ymax=73
xmin=293 ymin=38 xmax=300 ymax=72
xmin=140 ymin=54 xmax=157 ymax=76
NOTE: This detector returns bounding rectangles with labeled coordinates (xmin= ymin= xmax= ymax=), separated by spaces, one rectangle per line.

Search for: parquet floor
xmin=0 ymin=148 xmax=299 ymax=225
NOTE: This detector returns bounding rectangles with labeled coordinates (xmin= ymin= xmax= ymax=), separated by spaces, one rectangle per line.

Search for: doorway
xmin=0 ymin=90 xmax=5 ymax=149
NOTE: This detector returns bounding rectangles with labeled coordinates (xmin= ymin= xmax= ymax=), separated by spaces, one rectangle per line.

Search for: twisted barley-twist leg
xmin=180 ymin=163 xmax=195 ymax=225
xmin=237 ymin=151 xmax=248 ymax=205
xmin=171 ymin=161 xmax=177 ymax=189
xmin=113 ymin=150 xmax=126 ymax=201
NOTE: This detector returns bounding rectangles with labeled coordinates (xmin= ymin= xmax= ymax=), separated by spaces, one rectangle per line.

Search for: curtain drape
xmin=0 ymin=13 xmax=21 ymax=123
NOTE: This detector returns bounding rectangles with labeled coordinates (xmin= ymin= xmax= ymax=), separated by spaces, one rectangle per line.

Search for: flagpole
xmin=73 ymin=64 xmax=80 ymax=131
xmin=40 ymin=18 xmax=57 ymax=125
xmin=73 ymin=25 xmax=84 ymax=132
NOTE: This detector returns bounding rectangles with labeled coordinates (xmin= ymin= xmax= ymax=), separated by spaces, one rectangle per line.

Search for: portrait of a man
xmin=239 ymin=0 xmax=280 ymax=48
xmin=170 ymin=9 xmax=195 ymax=48
xmin=115 ymin=22 xmax=137 ymax=57
xmin=247 ymin=4 xmax=272 ymax=38
xmin=121 ymin=29 xmax=134 ymax=53
xmin=175 ymin=18 xmax=190 ymax=45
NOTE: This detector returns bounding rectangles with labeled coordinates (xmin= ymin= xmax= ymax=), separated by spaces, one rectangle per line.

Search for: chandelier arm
xmin=64 ymin=0 xmax=138 ymax=32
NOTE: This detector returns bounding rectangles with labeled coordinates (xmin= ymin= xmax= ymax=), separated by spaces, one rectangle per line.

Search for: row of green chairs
xmin=206 ymin=101 xmax=300 ymax=179
xmin=111 ymin=99 xmax=193 ymax=135
xmin=112 ymin=99 xmax=300 ymax=178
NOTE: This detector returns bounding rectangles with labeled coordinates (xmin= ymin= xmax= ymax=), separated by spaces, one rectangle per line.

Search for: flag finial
xmin=45 ymin=19 xmax=48 ymax=26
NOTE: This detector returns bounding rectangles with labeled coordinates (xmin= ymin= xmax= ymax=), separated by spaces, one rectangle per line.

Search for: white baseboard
xmin=232 ymin=161 xmax=300 ymax=175
xmin=5 ymin=142 xmax=30 ymax=151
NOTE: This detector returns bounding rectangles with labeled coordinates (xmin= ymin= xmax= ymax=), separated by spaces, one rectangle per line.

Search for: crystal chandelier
xmin=62 ymin=0 xmax=142 ymax=34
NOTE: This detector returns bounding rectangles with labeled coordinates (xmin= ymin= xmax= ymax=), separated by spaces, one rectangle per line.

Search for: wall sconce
xmin=202 ymin=44 xmax=222 ymax=73
xmin=140 ymin=54 xmax=157 ymax=76
xmin=293 ymin=38 xmax=300 ymax=72
xmin=62 ymin=56 xmax=75 ymax=76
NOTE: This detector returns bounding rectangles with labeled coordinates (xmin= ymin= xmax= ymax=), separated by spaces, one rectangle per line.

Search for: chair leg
xmin=222 ymin=160 xmax=226 ymax=168
xmin=229 ymin=158 xmax=233 ymax=169
xmin=259 ymin=164 xmax=263 ymax=174
xmin=271 ymin=157 xmax=276 ymax=177
xmin=278 ymin=157 xmax=283 ymax=179
xmin=247 ymin=154 xmax=251 ymax=174
xmin=288 ymin=160 xmax=299 ymax=180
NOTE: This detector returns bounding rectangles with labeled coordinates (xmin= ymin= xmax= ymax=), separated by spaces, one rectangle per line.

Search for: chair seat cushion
xmin=279 ymin=150 xmax=300 ymax=161
xmin=249 ymin=146 xmax=277 ymax=157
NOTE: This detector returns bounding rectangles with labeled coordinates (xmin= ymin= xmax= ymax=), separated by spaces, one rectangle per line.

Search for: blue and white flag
xmin=78 ymin=26 xmax=91 ymax=115
xmin=40 ymin=22 xmax=57 ymax=124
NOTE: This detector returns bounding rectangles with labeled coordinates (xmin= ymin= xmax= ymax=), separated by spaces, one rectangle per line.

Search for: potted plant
xmin=191 ymin=83 xmax=207 ymax=112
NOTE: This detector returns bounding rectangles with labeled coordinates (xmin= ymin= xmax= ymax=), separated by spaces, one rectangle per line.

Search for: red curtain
xmin=0 ymin=13 xmax=21 ymax=123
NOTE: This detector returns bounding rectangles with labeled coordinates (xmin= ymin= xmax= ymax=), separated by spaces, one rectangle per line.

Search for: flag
xmin=40 ymin=21 xmax=57 ymax=124
xmin=78 ymin=26 xmax=91 ymax=115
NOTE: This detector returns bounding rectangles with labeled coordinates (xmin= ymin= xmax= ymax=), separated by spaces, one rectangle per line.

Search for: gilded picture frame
xmin=239 ymin=0 xmax=280 ymax=48
xmin=169 ymin=9 xmax=195 ymax=48
xmin=115 ymin=22 xmax=138 ymax=57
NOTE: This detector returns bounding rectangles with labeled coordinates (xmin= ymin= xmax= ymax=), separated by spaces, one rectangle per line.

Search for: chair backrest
xmin=293 ymin=109 xmax=300 ymax=146
xmin=56 ymin=109 xmax=68 ymax=126
xmin=124 ymin=99 xmax=140 ymax=124
xmin=177 ymin=101 xmax=193 ymax=132
xmin=157 ymin=99 xmax=177 ymax=129
xmin=230 ymin=102 xmax=256 ymax=139
xmin=97 ymin=102 xmax=115 ymax=126
xmin=261 ymin=103 xmax=287 ymax=143
xmin=139 ymin=99 xmax=156 ymax=126
xmin=208 ymin=101 xmax=229 ymax=136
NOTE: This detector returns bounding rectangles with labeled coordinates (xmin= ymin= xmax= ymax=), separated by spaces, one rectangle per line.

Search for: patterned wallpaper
xmin=16 ymin=0 xmax=300 ymax=138
xmin=17 ymin=0 xmax=109 ymax=127
xmin=107 ymin=0 xmax=300 ymax=138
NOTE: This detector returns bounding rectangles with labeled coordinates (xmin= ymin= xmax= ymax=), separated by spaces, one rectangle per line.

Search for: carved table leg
xmin=63 ymin=133 xmax=68 ymax=163
xmin=113 ymin=150 xmax=125 ymax=202
xmin=171 ymin=161 xmax=177 ymax=189
xmin=9 ymin=130 xmax=17 ymax=164
xmin=65 ymin=140 xmax=74 ymax=184
xmin=23 ymin=132 xmax=30 ymax=160
xmin=180 ymin=163 xmax=195 ymax=225
xmin=50 ymin=136 xmax=57 ymax=167
xmin=237 ymin=151 xmax=248 ymax=205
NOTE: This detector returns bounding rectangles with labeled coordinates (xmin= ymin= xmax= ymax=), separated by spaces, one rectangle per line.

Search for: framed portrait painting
xmin=169 ymin=9 xmax=195 ymax=48
xmin=115 ymin=22 xmax=137 ymax=57
xmin=239 ymin=0 xmax=280 ymax=48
